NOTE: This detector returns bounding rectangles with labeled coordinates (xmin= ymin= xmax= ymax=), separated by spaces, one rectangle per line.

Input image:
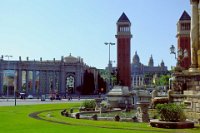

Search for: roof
xmin=179 ymin=11 xmax=191 ymax=21
xmin=64 ymin=53 xmax=79 ymax=63
xmin=133 ymin=51 xmax=140 ymax=64
xmin=117 ymin=12 xmax=130 ymax=22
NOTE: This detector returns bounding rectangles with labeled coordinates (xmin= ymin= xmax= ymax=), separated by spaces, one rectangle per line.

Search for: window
xmin=119 ymin=26 xmax=130 ymax=32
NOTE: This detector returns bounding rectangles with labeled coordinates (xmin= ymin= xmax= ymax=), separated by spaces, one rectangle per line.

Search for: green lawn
xmin=0 ymin=103 xmax=200 ymax=133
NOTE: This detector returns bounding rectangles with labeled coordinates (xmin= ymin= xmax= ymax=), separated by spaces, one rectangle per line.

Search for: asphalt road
xmin=0 ymin=98 xmax=84 ymax=106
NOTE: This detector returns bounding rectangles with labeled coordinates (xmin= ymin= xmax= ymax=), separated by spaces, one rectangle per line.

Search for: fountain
xmin=106 ymin=86 xmax=133 ymax=108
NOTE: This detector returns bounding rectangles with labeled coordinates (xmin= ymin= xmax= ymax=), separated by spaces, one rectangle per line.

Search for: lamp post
xmin=4 ymin=55 xmax=13 ymax=101
xmin=170 ymin=45 xmax=188 ymax=67
xmin=170 ymin=45 xmax=177 ymax=59
xmin=105 ymin=42 xmax=115 ymax=90
xmin=14 ymin=71 xmax=17 ymax=106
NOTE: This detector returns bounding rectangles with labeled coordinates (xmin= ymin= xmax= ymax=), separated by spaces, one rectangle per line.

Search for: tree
xmin=97 ymin=74 xmax=106 ymax=93
xmin=81 ymin=70 xmax=95 ymax=95
xmin=159 ymin=75 xmax=170 ymax=86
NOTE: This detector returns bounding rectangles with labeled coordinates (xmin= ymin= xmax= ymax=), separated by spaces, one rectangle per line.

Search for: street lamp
xmin=170 ymin=45 xmax=188 ymax=67
xmin=4 ymin=55 xmax=13 ymax=102
xmin=170 ymin=45 xmax=176 ymax=59
xmin=14 ymin=71 xmax=17 ymax=106
xmin=105 ymin=42 xmax=115 ymax=90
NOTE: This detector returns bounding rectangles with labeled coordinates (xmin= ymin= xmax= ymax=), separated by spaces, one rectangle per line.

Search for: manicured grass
xmin=0 ymin=103 xmax=200 ymax=133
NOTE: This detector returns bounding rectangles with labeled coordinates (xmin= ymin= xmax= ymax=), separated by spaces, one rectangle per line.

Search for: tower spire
xmin=117 ymin=12 xmax=130 ymax=22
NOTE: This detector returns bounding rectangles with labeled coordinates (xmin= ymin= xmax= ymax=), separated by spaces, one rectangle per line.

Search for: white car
xmin=27 ymin=95 xmax=33 ymax=99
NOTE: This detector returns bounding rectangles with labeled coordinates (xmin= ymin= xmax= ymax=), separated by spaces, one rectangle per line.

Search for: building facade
xmin=116 ymin=13 xmax=132 ymax=87
xmin=0 ymin=54 xmax=95 ymax=97
xmin=177 ymin=11 xmax=191 ymax=69
xmin=131 ymin=52 xmax=168 ymax=87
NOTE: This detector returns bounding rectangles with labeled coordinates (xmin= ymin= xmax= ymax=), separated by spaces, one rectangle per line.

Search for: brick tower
xmin=176 ymin=11 xmax=191 ymax=69
xmin=116 ymin=13 xmax=132 ymax=87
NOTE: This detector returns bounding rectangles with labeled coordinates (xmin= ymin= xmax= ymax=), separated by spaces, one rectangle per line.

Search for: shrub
xmin=91 ymin=114 xmax=98 ymax=120
xmin=114 ymin=115 xmax=120 ymax=121
xmin=156 ymin=103 xmax=186 ymax=122
xmin=81 ymin=100 xmax=96 ymax=109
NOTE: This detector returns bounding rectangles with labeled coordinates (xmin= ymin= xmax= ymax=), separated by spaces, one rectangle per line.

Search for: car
xmin=56 ymin=96 xmax=61 ymax=100
xmin=27 ymin=95 xmax=33 ymax=99
xmin=41 ymin=95 xmax=46 ymax=101
xmin=20 ymin=93 xmax=26 ymax=99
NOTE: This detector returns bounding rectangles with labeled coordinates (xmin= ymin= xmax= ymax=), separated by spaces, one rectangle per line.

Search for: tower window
xmin=119 ymin=26 xmax=130 ymax=32
xmin=180 ymin=23 xmax=190 ymax=31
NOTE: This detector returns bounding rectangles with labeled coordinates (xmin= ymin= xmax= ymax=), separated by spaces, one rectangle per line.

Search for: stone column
xmin=26 ymin=71 xmax=29 ymax=94
xmin=17 ymin=69 xmax=22 ymax=93
xmin=198 ymin=2 xmax=200 ymax=68
xmin=45 ymin=71 xmax=49 ymax=94
xmin=190 ymin=0 xmax=199 ymax=70
xmin=139 ymin=76 xmax=141 ymax=86
xmin=136 ymin=102 xmax=150 ymax=122
xmin=55 ymin=72 xmax=59 ymax=92
xmin=132 ymin=76 xmax=135 ymax=87
xmin=142 ymin=76 xmax=144 ymax=85
xmin=53 ymin=71 xmax=56 ymax=92
xmin=32 ymin=70 xmax=36 ymax=95
xmin=60 ymin=70 xmax=65 ymax=96
xmin=0 ymin=70 xmax=3 ymax=95
xmin=39 ymin=71 xmax=42 ymax=95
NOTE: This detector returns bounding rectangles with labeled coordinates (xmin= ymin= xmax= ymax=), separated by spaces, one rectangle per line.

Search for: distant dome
xmin=64 ymin=53 xmax=79 ymax=63
xmin=133 ymin=51 xmax=140 ymax=64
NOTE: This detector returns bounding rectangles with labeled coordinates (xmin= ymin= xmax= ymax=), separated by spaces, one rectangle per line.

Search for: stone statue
xmin=152 ymin=90 xmax=158 ymax=99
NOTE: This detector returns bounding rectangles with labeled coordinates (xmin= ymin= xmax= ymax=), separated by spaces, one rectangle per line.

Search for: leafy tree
xmin=82 ymin=70 xmax=95 ymax=95
xmin=159 ymin=75 xmax=170 ymax=86
xmin=97 ymin=74 xmax=106 ymax=93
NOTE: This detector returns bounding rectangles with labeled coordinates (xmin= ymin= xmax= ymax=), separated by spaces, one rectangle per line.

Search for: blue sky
xmin=0 ymin=0 xmax=190 ymax=69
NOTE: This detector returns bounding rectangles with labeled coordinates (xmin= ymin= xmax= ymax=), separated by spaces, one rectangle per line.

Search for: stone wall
xmin=171 ymin=71 xmax=200 ymax=121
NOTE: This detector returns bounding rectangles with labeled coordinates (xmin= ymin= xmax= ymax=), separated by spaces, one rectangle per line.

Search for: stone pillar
xmin=45 ymin=71 xmax=49 ymax=94
xmin=60 ymin=66 xmax=65 ymax=96
xmin=26 ymin=71 xmax=29 ymax=94
xmin=32 ymin=70 xmax=36 ymax=95
xmin=167 ymin=89 xmax=173 ymax=103
xmin=53 ymin=71 xmax=56 ymax=92
xmin=132 ymin=76 xmax=135 ymax=87
xmin=197 ymin=50 xmax=200 ymax=67
xmin=55 ymin=72 xmax=59 ymax=92
xmin=136 ymin=75 xmax=138 ymax=87
xmin=142 ymin=76 xmax=144 ymax=86
xmin=190 ymin=0 xmax=199 ymax=70
xmin=139 ymin=76 xmax=141 ymax=86
xmin=17 ymin=69 xmax=22 ymax=93
xmin=136 ymin=102 xmax=150 ymax=122
xmin=39 ymin=71 xmax=42 ymax=95
xmin=0 ymin=70 xmax=3 ymax=95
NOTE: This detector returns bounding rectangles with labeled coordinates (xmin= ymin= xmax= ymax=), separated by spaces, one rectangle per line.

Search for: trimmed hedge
xmin=156 ymin=103 xmax=186 ymax=122
xmin=81 ymin=100 xmax=96 ymax=109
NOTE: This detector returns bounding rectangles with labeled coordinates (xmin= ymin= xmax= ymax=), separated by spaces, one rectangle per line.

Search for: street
xmin=0 ymin=98 xmax=84 ymax=106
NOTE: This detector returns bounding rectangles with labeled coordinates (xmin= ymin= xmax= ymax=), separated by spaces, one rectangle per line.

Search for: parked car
xmin=20 ymin=93 xmax=26 ymax=99
xmin=27 ymin=95 xmax=33 ymax=99
xmin=56 ymin=96 xmax=61 ymax=100
xmin=41 ymin=95 xmax=45 ymax=101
